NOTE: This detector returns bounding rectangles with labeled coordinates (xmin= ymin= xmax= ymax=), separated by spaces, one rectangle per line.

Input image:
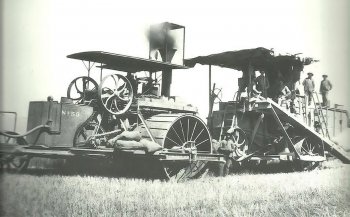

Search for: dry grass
xmin=0 ymin=160 xmax=349 ymax=217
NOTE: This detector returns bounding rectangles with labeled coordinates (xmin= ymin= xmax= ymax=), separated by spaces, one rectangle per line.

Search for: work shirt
xmin=302 ymin=78 xmax=315 ymax=92
xmin=320 ymin=79 xmax=332 ymax=93
xmin=255 ymin=75 xmax=269 ymax=91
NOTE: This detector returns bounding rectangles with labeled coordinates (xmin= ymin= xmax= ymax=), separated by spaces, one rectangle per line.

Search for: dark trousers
xmin=223 ymin=155 xmax=232 ymax=176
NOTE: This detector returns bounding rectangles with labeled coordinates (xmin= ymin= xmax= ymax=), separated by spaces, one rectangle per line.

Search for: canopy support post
xmin=208 ymin=65 xmax=212 ymax=127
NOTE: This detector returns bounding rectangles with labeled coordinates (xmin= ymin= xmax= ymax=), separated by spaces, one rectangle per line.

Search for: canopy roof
xmin=67 ymin=51 xmax=187 ymax=73
xmin=185 ymin=47 xmax=316 ymax=72
xmin=185 ymin=47 xmax=274 ymax=71
xmin=184 ymin=47 xmax=318 ymax=84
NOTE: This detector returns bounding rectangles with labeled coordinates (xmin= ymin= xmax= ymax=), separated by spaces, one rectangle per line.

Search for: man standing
xmin=302 ymin=72 xmax=315 ymax=106
xmin=255 ymin=70 xmax=270 ymax=98
xmin=320 ymin=74 xmax=332 ymax=107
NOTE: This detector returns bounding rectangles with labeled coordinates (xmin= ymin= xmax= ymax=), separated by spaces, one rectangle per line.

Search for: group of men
xmin=302 ymin=72 xmax=333 ymax=107
xmin=254 ymin=70 xmax=332 ymax=108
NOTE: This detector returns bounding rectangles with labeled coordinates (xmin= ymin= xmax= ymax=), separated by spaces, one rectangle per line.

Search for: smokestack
xmin=147 ymin=22 xmax=177 ymax=63
xmin=147 ymin=22 xmax=185 ymax=97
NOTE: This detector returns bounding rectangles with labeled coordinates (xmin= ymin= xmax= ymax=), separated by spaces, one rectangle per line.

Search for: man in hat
xmin=319 ymin=74 xmax=332 ymax=107
xmin=302 ymin=72 xmax=315 ymax=106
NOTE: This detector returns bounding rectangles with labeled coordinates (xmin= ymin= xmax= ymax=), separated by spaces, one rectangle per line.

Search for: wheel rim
xmin=67 ymin=76 xmax=98 ymax=103
xmin=98 ymin=74 xmax=133 ymax=115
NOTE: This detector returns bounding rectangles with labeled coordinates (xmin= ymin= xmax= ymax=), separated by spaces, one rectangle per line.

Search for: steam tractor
xmin=0 ymin=22 xmax=223 ymax=181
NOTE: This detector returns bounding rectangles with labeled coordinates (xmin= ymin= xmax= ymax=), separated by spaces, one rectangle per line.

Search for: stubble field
xmin=0 ymin=159 xmax=349 ymax=217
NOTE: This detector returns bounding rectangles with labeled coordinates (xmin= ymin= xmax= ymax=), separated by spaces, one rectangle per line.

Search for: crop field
xmin=0 ymin=159 xmax=349 ymax=217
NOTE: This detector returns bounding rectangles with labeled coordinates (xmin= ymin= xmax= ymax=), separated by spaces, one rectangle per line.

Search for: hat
xmin=307 ymin=72 xmax=313 ymax=76
xmin=322 ymin=74 xmax=328 ymax=77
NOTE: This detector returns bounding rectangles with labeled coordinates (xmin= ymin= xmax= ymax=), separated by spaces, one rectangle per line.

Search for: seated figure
xmin=277 ymin=81 xmax=292 ymax=109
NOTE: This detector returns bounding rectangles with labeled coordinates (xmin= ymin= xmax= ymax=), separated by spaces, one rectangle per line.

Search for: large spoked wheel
xmin=226 ymin=128 xmax=248 ymax=157
xmin=0 ymin=132 xmax=30 ymax=172
xmin=67 ymin=76 xmax=99 ymax=104
xmin=139 ymin=114 xmax=212 ymax=181
xmin=158 ymin=114 xmax=211 ymax=181
xmin=293 ymin=136 xmax=323 ymax=171
xmin=98 ymin=74 xmax=134 ymax=115
xmin=73 ymin=122 xmax=106 ymax=148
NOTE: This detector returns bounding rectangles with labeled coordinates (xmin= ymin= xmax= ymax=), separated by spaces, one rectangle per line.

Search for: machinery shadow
xmin=0 ymin=156 xmax=166 ymax=181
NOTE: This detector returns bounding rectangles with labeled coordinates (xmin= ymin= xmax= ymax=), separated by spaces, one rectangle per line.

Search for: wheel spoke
xmin=82 ymin=78 xmax=87 ymax=92
xmin=193 ymin=128 xmax=204 ymax=142
xmin=166 ymin=136 xmax=181 ymax=147
xmin=301 ymin=146 xmax=308 ymax=154
xmin=187 ymin=118 xmax=190 ymax=141
xmin=190 ymin=121 xmax=198 ymax=141
xmin=232 ymin=135 xmax=238 ymax=144
xmin=171 ymin=126 xmax=184 ymax=144
xmin=179 ymin=120 xmax=186 ymax=142
xmin=105 ymin=95 xmax=114 ymax=106
xmin=235 ymin=131 xmax=240 ymax=143
xmin=112 ymin=75 xmax=119 ymax=88
xmin=195 ymin=138 xmax=209 ymax=147
xmin=117 ymin=83 xmax=127 ymax=93
xmin=310 ymin=145 xmax=315 ymax=153
xmin=112 ymin=99 xmax=119 ymax=111
xmin=116 ymin=92 xmax=130 ymax=102
xmin=307 ymin=141 xmax=311 ymax=152
xmin=101 ymin=93 xmax=110 ymax=99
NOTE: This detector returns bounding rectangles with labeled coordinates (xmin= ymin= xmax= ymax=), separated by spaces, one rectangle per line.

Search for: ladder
xmin=311 ymin=92 xmax=330 ymax=138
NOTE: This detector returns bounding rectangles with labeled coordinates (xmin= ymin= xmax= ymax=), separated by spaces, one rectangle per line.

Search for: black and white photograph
xmin=0 ymin=0 xmax=349 ymax=216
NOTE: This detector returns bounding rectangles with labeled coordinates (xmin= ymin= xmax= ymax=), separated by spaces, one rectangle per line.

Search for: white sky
xmin=1 ymin=0 xmax=349 ymax=132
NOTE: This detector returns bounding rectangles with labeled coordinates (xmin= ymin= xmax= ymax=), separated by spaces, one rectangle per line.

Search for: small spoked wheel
xmin=226 ymin=128 xmax=248 ymax=157
xmin=73 ymin=122 xmax=106 ymax=148
xmin=67 ymin=76 xmax=99 ymax=104
xmin=98 ymin=74 xmax=134 ymax=115
xmin=2 ymin=155 xmax=31 ymax=172
xmin=213 ymin=88 xmax=222 ymax=104
xmin=293 ymin=136 xmax=323 ymax=171
xmin=0 ymin=132 xmax=30 ymax=172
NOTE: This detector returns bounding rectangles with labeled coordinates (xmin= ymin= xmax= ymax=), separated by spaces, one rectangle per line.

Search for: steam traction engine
xmin=0 ymin=23 xmax=224 ymax=181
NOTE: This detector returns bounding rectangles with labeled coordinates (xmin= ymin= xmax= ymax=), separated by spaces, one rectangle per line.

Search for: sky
xmin=1 ymin=0 xmax=349 ymax=132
